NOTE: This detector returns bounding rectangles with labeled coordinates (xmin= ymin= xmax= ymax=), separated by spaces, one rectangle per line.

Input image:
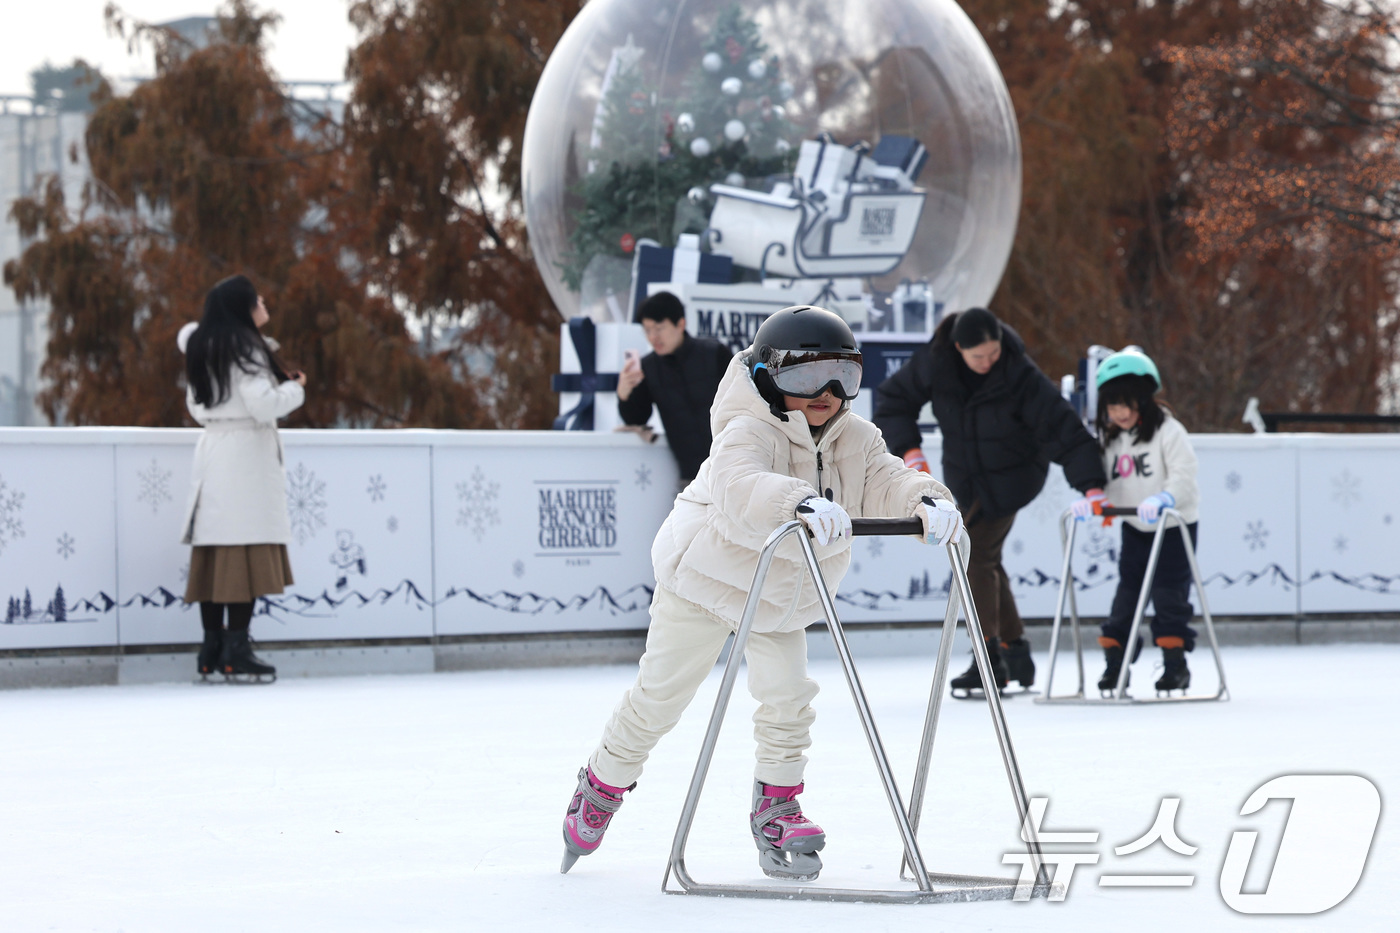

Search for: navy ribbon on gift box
xmin=551 ymin=317 xmax=620 ymax=431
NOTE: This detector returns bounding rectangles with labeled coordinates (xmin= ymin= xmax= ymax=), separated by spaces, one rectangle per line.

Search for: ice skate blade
xmin=223 ymin=672 xmax=276 ymax=685
xmin=951 ymin=687 xmax=1013 ymax=701
xmin=561 ymin=849 xmax=581 ymax=874
xmin=758 ymin=849 xmax=821 ymax=882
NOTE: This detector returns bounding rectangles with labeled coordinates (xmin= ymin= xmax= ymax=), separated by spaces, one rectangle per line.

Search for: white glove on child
xmin=1070 ymin=488 xmax=1106 ymax=522
xmin=795 ymin=497 xmax=852 ymax=546
xmin=1136 ymin=491 xmax=1176 ymax=524
xmin=919 ymin=496 xmax=964 ymax=546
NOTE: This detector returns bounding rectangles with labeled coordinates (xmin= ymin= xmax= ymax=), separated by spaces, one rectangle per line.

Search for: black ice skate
xmin=1155 ymin=646 xmax=1191 ymax=696
xmin=1001 ymin=638 xmax=1036 ymax=691
xmin=1097 ymin=640 xmax=1130 ymax=696
xmin=195 ymin=628 xmax=223 ymax=683
xmin=950 ymin=639 xmax=1009 ymax=699
xmin=220 ymin=630 xmax=277 ymax=684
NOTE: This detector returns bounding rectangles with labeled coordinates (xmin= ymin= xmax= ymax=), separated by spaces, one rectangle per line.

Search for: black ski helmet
xmin=752 ymin=305 xmax=860 ymax=364
xmin=750 ymin=306 xmax=862 ymax=418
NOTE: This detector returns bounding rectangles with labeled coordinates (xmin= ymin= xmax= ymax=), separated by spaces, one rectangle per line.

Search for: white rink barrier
xmin=1 ymin=427 xmax=1399 ymax=655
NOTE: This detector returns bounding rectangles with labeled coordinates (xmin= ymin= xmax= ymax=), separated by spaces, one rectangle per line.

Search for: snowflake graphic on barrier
xmin=0 ymin=473 xmax=25 ymax=556
xmin=512 ymin=559 xmax=526 ymax=579
xmin=866 ymin=538 xmax=885 ymax=559
xmin=286 ymin=462 xmax=328 ymax=544
xmin=136 ymin=458 xmax=173 ymax=514
xmin=1027 ymin=470 xmax=1073 ymax=523
xmin=387 ymin=516 xmax=399 ymax=533
xmin=1334 ymin=535 xmax=1348 ymax=554
xmin=367 ymin=474 xmax=387 ymax=502
xmin=1225 ymin=471 xmax=1242 ymax=493
xmin=456 ymin=467 xmax=501 ymax=542
xmin=635 ymin=463 xmax=652 ymax=490
xmin=1011 ymin=538 xmax=1024 ymax=555
xmin=56 ymin=533 xmax=75 ymax=559
xmin=1331 ymin=469 xmax=1361 ymax=508
xmin=1244 ymin=520 xmax=1270 ymax=551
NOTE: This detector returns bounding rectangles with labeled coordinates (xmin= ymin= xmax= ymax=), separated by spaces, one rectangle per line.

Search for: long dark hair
xmin=185 ymin=274 xmax=290 ymax=407
xmin=1096 ymin=373 xmax=1167 ymax=445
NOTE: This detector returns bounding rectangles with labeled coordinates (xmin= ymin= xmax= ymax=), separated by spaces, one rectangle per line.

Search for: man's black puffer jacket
xmin=618 ymin=334 xmax=733 ymax=480
xmin=873 ymin=314 xmax=1106 ymax=521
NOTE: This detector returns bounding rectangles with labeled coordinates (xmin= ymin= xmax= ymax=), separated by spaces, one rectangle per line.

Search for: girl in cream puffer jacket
xmin=653 ymin=351 xmax=954 ymax=633
xmin=562 ymin=306 xmax=959 ymax=882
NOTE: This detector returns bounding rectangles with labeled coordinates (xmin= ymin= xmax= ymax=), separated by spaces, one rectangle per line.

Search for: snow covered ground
xmin=0 ymin=639 xmax=1394 ymax=932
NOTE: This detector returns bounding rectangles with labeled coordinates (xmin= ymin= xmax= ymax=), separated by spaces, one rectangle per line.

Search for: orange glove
xmin=903 ymin=448 xmax=930 ymax=473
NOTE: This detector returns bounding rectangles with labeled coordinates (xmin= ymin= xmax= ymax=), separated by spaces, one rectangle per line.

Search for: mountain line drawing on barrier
xmin=833 ymin=562 xmax=1318 ymax=613
xmin=440 ymin=583 xmax=654 ymax=616
xmin=10 ymin=564 xmax=1398 ymax=626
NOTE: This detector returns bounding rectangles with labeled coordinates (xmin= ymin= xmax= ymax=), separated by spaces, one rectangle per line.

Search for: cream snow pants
xmin=589 ymin=585 xmax=819 ymax=788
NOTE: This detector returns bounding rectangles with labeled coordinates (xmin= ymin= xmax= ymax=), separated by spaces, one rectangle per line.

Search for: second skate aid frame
xmin=1037 ymin=507 xmax=1229 ymax=704
xmin=663 ymin=518 xmax=1055 ymax=904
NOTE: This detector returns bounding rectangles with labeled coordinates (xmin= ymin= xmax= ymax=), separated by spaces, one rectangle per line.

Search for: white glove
xmin=1070 ymin=489 xmax=1106 ymax=522
xmin=919 ymin=495 xmax=964 ymax=546
xmin=1136 ymin=491 xmax=1176 ymax=524
xmin=795 ymin=497 xmax=852 ymax=546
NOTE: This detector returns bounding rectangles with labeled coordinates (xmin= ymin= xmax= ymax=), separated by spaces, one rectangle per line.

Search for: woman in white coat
xmin=178 ymin=274 xmax=307 ymax=682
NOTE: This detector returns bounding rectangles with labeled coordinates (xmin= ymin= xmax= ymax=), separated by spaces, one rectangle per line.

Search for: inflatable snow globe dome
xmin=522 ymin=0 xmax=1021 ymax=332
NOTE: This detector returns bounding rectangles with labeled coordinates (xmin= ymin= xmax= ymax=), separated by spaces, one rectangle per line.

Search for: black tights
xmin=199 ymin=601 xmax=254 ymax=633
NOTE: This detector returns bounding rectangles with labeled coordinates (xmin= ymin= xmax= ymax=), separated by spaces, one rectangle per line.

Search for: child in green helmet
xmin=1070 ymin=348 xmax=1200 ymax=696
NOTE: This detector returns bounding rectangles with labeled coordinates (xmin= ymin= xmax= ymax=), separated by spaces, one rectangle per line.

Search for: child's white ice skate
xmin=750 ymin=781 xmax=825 ymax=881
xmin=560 ymin=766 xmax=633 ymax=873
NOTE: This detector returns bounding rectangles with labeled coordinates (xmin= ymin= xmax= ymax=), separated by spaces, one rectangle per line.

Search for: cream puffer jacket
xmin=177 ymin=322 xmax=305 ymax=546
xmin=652 ymin=350 xmax=955 ymax=633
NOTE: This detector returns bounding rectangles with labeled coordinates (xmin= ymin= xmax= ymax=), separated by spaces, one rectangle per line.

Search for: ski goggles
xmin=765 ymin=350 xmax=864 ymax=400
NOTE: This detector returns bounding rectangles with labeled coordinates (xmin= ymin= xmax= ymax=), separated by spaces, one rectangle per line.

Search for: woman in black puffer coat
xmin=874 ymin=308 xmax=1106 ymax=696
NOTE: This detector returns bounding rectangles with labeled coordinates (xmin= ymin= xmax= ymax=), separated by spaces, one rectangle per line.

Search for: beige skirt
xmin=184 ymin=544 xmax=294 ymax=604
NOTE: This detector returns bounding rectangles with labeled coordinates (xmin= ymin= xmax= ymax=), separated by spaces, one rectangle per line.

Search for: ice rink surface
xmin=1 ymin=639 xmax=1394 ymax=933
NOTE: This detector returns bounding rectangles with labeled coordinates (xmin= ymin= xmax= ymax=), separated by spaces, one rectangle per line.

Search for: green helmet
xmin=1095 ymin=347 xmax=1160 ymax=390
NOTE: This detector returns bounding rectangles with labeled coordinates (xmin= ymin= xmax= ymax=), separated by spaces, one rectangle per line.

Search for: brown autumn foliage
xmin=8 ymin=0 xmax=1397 ymax=433
xmin=340 ymin=0 xmax=584 ymax=429
xmin=963 ymin=0 xmax=1400 ymax=430
xmin=3 ymin=0 xmax=582 ymax=428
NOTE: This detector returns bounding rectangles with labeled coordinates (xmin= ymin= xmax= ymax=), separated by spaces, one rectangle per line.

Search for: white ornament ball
xmin=702 ymin=51 xmax=723 ymax=73
xmin=725 ymin=172 xmax=746 ymax=186
xmin=721 ymin=76 xmax=743 ymax=96
xmin=676 ymin=112 xmax=694 ymax=134
xmin=689 ymin=136 xmax=712 ymax=158
xmin=774 ymin=138 xmax=791 ymax=154
xmin=778 ymin=80 xmax=794 ymax=101
xmin=771 ymin=105 xmax=785 ymax=121
xmin=723 ymin=118 xmax=747 ymax=142
xmin=747 ymin=59 xmax=767 ymax=80
xmin=687 ymin=185 xmax=707 ymax=203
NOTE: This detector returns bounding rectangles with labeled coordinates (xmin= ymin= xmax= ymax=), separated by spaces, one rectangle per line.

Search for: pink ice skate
xmin=750 ymin=781 xmax=826 ymax=881
xmin=561 ymin=766 xmax=633 ymax=873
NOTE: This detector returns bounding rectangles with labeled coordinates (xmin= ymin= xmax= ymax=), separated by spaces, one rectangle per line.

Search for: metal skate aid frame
xmin=663 ymin=518 xmax=1053 ymax=903
xmin=1037 ymin=507 xmax=1229 ymax=704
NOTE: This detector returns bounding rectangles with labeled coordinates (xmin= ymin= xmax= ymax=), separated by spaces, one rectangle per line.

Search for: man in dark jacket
xmin=874 ymin=307 xmax=1106 ymax=696
xmin=618 ymin=292 xmax=733 ymax=483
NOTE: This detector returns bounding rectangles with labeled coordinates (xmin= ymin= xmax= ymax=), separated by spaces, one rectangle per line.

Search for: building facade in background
xmin=0 ymin=100 xmax=88 ymax=426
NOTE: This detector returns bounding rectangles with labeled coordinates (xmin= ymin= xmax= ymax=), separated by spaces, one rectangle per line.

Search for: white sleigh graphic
xmin=707 ymin=134 xmax=928 ymax=279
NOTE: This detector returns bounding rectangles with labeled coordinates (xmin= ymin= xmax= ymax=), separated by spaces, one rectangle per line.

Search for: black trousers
xmin=1101 ymin=522 xmax=1199 ymax=651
